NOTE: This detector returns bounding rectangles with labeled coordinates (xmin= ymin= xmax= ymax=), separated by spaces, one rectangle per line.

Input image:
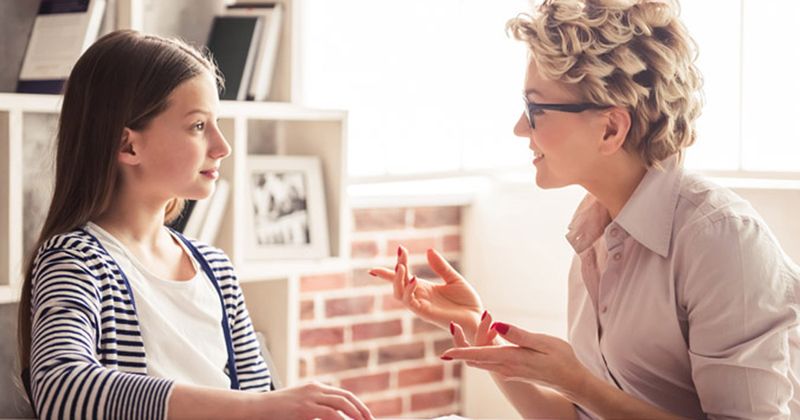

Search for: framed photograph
xmin=245 ymin=155 xmax=329 ymax=260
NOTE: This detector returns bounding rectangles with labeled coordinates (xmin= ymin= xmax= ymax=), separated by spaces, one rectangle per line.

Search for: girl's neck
xmin=92 ymin=186 xmax=171 ymax=248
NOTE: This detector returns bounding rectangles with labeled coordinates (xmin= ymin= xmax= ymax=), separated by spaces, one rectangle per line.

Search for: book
xmin=226 ymin=2 xmax=283 ymax=101
xmin=205 ymin=15 xmax=263 ymax=101
xmin=17 ymin=0 xmax=106 ymax=94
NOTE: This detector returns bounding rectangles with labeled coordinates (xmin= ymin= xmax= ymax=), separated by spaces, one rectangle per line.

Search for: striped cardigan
xmin=29 ymin=228 xmax=272 ymax=419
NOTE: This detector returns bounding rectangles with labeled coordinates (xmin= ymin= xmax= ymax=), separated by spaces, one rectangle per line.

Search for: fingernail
xmin=449 ymin=321 xmax=455 ymax=335
xmin=481 ymin=310 xmax=488 ymax=321
xmin=440 ymin=355 xmax=453 ymax=361
xmin=368 ymin=270 xmax=377 ymax=277
xmin=491 ymin=322 xmax=510 ymax=335
xmin=397 ymin=246 xmax=402 ymax=257
xmin=409 ymin=276 xmax=416 ymax=284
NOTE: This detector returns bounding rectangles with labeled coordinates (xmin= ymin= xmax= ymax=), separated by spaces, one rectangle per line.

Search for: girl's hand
xmin=449 ymin=310 xmax=499 ymax=349
xmin=440 ymin=321 xmax=590 ymax=397
xmin=253 ymin=382 xmax=374 ymax=420
xmin=369 ymin=247 xmax=483 ymax=334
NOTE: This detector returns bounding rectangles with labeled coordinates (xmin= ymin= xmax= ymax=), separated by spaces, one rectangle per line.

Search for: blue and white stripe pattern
xmin=29 ymin=228 xmax=271 ymax=419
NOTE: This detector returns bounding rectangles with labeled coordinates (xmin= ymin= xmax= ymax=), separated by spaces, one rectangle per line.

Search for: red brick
xmin=352 ymin=268 xmax=386 ymax=287
xmin=300 ymin=327 xmax=344 ymax=347
xmin=411 ymin=388 xmax=457 ymax=411
xmin=353 ymin=208 xmax=406 ymax=231
xmin=339 ymin=372 xmax=390 ymax=394
xmin=413 ymin=206 xmax=461 ymax=228
xmin=300 ymin=273 xmax=347 ymax=292
xmin=434 ymin=338 xmax=454 ymax=355
xmin=387 ymin=237 xmax=437 ymax=257
xmin=314 ymin=350 xmax=370 ymax=374
xmin=365 ymin=397 xmax=402 ymax=417
xmin=452 ymin=362 xmax=462 ymax=379
xmin=443 ymin=234 xmax=461 ymax=252
xmin=325 ymin=296 xmax=374 ymax=317
xmin=351 ymin=240 xmax=379 ymax=258
xmin=398 ymin=365 xmax=445 ymax=387
xmin=381 ymin=293 xmax=406 ymax=311
xmin=378 ymin=342 xmax=425 ymax=364
xmin=412 ymin=317 xmax=440 ymax=334
xmin=352 ymin=319 xmax=403 ymax=341
xmin=300 ymin=300 xmax=314 ymax=320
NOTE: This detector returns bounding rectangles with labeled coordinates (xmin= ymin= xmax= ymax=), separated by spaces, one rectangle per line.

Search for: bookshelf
xmin=0 ymin=0 xmax=349 ymax=389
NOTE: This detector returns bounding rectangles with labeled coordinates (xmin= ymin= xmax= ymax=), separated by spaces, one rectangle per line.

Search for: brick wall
xmin=297 ymin=206 xmax=463 ymax=418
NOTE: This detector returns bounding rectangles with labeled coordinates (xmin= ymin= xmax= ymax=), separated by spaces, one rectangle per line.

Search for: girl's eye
xmin=193 ymin=121 xmax=205 ymax=131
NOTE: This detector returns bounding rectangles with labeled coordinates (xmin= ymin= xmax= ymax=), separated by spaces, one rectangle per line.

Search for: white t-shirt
xmin=86 ymin=222 xmax=231 ymax=389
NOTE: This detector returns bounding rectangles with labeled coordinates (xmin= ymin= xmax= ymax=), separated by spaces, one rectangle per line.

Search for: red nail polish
xmin=449 ymin=321 xmax=455 ymax=335
xmin=481 ymin=310 xmax=488 ymax=321
xmin=491 ymin=322 xmax=510 ymax=335
xmin=397 ymin=246 xmax=401 ymax=257
xmin=368 ymin=270 xmax=377 ymax=277
xmin=440 ymin=356 xmax=453 ymax=361
xmin=409 ymin=276 xmax=416 ymax=284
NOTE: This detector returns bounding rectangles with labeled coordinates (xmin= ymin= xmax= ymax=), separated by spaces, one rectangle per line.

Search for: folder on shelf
xmin=226 ymin=2 xmax=284 ymax=101
xmin=17 ymin=0 xmax=106 ymax=94
xmin=206 ymin=15 xmax=263 ymax=101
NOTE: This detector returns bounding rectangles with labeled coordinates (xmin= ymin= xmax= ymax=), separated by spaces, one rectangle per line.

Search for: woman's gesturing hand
xmin=254 ymin=382 xmax=374 ymax=420
xmin=440 ymin=321 xmax=590 ymax=398
xmin=369 ymin=247 xmax=484 ymax=334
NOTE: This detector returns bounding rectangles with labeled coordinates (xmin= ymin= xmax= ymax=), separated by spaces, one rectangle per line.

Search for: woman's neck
xmin=582 ymin=153 xmax=648 ymax=220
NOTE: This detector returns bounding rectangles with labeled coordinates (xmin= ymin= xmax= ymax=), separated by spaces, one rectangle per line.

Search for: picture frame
xmin=245 ymin=155 xmax=329 ymax=260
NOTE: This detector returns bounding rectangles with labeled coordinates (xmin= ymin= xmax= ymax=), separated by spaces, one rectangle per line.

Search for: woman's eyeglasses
xmin=523 ymin=98 xmax=611 ymax=129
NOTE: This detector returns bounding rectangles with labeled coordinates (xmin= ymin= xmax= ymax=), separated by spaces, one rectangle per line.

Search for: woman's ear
xmin=118 ymin=128 xmax=141 ymax=166
xmin=598 ymin=107 xmax=631 ymax=156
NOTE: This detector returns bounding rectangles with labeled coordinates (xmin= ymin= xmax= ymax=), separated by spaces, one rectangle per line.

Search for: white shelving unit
xmin=0 ymin=0 xmax=348 ymax=389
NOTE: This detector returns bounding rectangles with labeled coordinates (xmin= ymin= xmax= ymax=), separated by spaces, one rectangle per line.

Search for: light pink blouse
xmin=567 ymin=156 xmax=800 ymax=419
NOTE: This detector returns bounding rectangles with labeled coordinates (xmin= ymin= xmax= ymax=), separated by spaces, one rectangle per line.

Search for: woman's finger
xmin=367 ymin=267 xmax=394 ymax=281
xmin=441 ymin=344 xmax=522 ymax=363
xmin=311 ymin=405 xmax=347 ymax=420
xmin=490 ymin=321 xmax=552 ymax=352
xmin=402 ymin=275 xmax=420 ymax=310
xmin=393 ymin=263 xmax=407 ymax=300
xmin=475 ymin=310 xmax=492 ymax=345
xmin=450 ymin=321 xmax=470 ymax=347
xmin=398 ymin=245 xmax=411 ymax=286
xmin=426 ymin=248 xmax=465 ymax=284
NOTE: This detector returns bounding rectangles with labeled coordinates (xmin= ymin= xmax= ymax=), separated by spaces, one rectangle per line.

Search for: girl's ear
xmin=598 ymin=107 xmax=631 ymax=156
xmin=118 ymin=128 xmax=141 ymax=166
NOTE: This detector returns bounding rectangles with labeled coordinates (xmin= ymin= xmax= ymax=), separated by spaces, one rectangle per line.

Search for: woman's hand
xmin=251 ymin=382 xmax=374 ymax=420
xmin=369 ymin=247 xmax=483 ymax=335
xmin=440 ymin=321 xmax=589 ymax=398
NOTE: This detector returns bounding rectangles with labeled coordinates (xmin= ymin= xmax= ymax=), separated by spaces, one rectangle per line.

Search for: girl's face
xmin=513 ymin=58 xmax=610 ymax=189
xmin=125 ymin=73 xmax=230 ymax=201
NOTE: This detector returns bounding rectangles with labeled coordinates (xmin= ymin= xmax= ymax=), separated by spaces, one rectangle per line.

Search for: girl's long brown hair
xmin=17 ymin=30 xmax=221 ymax=372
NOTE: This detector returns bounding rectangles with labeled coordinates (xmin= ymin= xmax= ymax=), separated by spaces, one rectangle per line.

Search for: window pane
xmin=299 ymin=0 xmax=529 ymax=177
xmin=681 ymin=0 xmax=741 ymax=171
xmin=740 ymin=0 xmax=800 ymax=172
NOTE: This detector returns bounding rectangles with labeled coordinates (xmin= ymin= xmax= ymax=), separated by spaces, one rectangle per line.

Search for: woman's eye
xmin=193 ymin=121 xmax=205 ymax=131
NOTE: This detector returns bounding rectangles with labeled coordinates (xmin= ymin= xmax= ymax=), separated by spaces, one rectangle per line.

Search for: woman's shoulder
xmin=36 ymin=226 xmax=107 ymax=261
xmin=675 ymin=171 xmax=764 ymax=232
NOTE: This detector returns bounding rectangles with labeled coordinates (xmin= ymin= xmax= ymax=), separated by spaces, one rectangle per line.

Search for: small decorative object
xmin=246 ymin=155 xmax=329 ymax=259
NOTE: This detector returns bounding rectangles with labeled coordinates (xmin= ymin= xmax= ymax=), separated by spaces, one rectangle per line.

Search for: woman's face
xmin=126 ymin=72 xmax=231 ymax=201
xmin=513 ymin=58 xmax=610 ymax=189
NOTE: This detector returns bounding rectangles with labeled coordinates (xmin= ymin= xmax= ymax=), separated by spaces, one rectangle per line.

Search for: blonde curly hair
xmin=507 ymin=0 xmax=703 ymax=167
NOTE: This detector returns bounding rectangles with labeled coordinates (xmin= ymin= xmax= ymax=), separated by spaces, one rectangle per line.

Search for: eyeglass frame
xmin=523 ymin=97 xmax=612 ymax=129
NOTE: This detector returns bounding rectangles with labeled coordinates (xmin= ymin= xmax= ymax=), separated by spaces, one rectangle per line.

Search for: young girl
xmin=18 ymin=30 xmax=373 ymax=420
xmin=372 ymin=0 xmax=800 ymax=418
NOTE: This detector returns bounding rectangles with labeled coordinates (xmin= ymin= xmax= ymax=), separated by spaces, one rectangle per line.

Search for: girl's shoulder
xmin=36 ymin=227 xmax=107 ymax=261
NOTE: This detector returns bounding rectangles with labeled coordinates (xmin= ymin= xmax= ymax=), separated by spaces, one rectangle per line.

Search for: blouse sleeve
xmin=677 ymin=215 xmax=800 ymax=419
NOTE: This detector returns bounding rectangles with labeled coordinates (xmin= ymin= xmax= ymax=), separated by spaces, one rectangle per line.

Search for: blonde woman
xmin=371 ymin=0 xmax=800 ymax=418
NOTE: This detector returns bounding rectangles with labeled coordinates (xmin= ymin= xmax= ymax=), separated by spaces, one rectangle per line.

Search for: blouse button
xmin=610 ymin=228 xmax=619 ymax=237
xmin=601 ymin=306 xmax=608 ymax=314
xmin=613 ymin=253 xmax=622 ymax=261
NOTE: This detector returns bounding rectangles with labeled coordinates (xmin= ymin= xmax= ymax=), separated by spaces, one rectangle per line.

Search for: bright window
xmin=298 ymin=1 xmax=800 ymax=178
